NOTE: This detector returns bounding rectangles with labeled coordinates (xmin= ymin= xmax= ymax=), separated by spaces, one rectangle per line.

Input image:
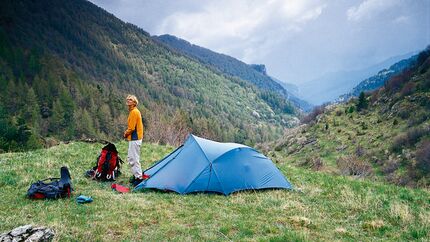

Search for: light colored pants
xmin=127 ymin=140 xmax=142 ymax=179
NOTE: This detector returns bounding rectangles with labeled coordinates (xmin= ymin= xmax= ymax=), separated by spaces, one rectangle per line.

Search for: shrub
xmin=397 ymin=109 xmax=411 ymax=119
xmin=385 ymin=69 xmax=413 ymax=93
xmin=381 ymin=159 xmax=401 ymax=175
xmin=391 ymin=127 xmax=427 ymax=152
xmin=406 ymin=127 xmax=427 ymax=145
xmin=391 ymin=134 xmax=408 ymax=153
xmin=407 ymin=111 xmax=428 ymax=127
xmin=337 ymin=155 xmax=373 ymax=177
xmin=417 ymin=94 xmax=430 ymax=107
xmin=396 ymin=103 xmax=415 ymax=120
xmin=333 ymin=118 xmax=339 ymax=127
xmin=415 ymin=141 xmax=430 ymax=176
xmin=400 ymin=82 xmax=416 ymax=97
xmin=355 ymin=145 xmax=366 ymax=157
xmin=299 ymin=156 xmax=324 ymax=171
xmin=419 ymin=73 xmax=430 ymax=91
xmin=274 ymin=143 xmax=284 ymax=152
xmin=300 ymin=106 xmax=325 ymax=124
xmin=370 ymin=90 xmax=380 ymax=104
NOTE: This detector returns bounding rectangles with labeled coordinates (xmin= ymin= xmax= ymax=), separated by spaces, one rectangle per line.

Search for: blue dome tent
xmin=134 ymin=134 xmax=292 ymax=195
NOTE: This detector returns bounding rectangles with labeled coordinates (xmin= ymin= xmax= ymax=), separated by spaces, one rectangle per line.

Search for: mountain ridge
xmin=154 ymin=34 xmax=313 ymax=111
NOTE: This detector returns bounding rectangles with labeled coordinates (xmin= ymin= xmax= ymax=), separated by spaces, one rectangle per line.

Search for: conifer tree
xmin=74 ymin=108 xmax=96 ymax=138
xmin=51 ymin=99 xmax=65 ymax=134
xmin=59 ymin=87 xmax=75 ymax=125
xmin=357 ymin=92 xmax=368 ymax=111
xmin=5 ymin=79 xmax=18 ymax=114
xmin=97 ymin=103 xmax=113 ymax=135
xmin=23 ymin=87 xmax=42 ymax=132
xmin=33 ymin=75 xmax=49 ymax=105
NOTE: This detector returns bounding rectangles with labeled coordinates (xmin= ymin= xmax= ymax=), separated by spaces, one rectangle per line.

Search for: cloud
xmin=347 ymin=0 xmax=401 ymax=21
xmin=393 ymin=15 xmax=409 ymax=24
xmin=156 ymin=0 xmax=325 ymax=62
xmin=278 ymin=0 xmax=326 ymax=23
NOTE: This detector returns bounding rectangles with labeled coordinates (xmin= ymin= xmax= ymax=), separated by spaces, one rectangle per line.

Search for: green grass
xmin=0 ymin=142 xmax=429 ymax=241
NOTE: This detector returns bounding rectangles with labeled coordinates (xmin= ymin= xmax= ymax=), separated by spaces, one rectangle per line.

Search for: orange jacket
xmin=124 ymin=107 xmax=144 ymax=141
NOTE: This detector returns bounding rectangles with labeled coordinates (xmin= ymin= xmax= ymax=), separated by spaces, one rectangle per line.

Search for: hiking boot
xmin=131 ymin=177 xmax=144 ymax=187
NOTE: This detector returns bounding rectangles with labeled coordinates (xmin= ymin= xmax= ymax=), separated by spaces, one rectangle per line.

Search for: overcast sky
xmin=89 ymin=0 xmax=430 ymax=87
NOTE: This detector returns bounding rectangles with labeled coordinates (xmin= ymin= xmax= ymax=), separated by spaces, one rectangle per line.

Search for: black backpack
xmin=27 ymin=167 xmax=73 ymax=199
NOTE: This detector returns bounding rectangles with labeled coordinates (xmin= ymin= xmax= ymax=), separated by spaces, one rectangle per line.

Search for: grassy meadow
xmin=0 ymin=141 xmax=429 ymax=241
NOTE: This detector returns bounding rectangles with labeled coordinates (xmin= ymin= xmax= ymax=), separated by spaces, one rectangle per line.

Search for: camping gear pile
xmin=26 ymin=142 xmax=125 ymax=202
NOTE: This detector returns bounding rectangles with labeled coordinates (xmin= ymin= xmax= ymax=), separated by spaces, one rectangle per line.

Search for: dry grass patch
xmin=337 ymin=155 xmax=373 ymax=177
xmin=282 ymin=200 xmax=307 ymax=213
xmin=289 ymin=216 xmax=312 ymax=228
xmin=419 ymin=211 xmax=430 ymax=224
xmin=362 ymin=220 xmax=385 ymax=230
xmin=338 ymin=185 xmax=374 ymax=212
xmin=390 ymin=202 xmax=413 ymax=223
xmin=335 ymin=227 xmax=347 ymax=234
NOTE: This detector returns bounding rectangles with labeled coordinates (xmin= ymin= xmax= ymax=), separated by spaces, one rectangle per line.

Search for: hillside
xmin=154 ymin=34 xmax=312 ymax=111
xmin=0 ymin=141 xmax=429 ymax=241
xmin=338 ymin=53 xmax=418 ymax=102
xmin=268 ymin=48 xmax=430 ymax=187
xmin=0 ymin=0 xmax=299 ymax=152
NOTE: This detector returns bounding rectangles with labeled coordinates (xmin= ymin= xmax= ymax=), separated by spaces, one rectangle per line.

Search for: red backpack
xmin=86 ymin=143 xmax=123 ymax=181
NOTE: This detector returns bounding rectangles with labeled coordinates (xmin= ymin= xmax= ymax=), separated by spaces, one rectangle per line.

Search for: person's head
xmin=126 ymin=95 xmax=138 ymax=107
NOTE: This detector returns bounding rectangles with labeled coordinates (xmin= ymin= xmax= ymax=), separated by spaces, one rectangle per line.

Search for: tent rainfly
xmin=134 ymin=134 xmax=292 ymax=195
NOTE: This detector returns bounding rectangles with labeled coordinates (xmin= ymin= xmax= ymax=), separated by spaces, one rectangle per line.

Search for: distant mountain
xmin=249 ymin=64 xmax=300 ymax=96
xmin=337 ymin=54 xmax=419 ymax=102
xmin=154 ymin=34 xmax=312 ymax=111
xmin=299 ymin=51 xmax=418 ymax=105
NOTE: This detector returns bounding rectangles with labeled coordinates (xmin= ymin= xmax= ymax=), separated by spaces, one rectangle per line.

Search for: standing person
xmin=124 ymin=95 xmax=145 ymax=186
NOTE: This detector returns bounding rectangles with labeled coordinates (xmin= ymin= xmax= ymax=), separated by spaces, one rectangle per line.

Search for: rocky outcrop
xmin=0 ymin=225 xmax=54 ymax=242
